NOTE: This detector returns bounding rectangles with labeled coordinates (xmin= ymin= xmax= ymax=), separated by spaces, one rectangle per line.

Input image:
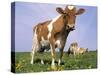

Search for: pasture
xmin=13 ymin=51 xmax=97 ymax=73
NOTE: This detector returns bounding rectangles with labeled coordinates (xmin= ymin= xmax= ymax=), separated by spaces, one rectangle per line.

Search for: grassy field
xmin=13 ymin=51 xmax=97 ymax=73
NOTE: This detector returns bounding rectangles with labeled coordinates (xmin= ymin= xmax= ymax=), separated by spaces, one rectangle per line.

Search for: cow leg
xmin=49 ymin=39 xmax=56 ymax=69
xmin=51 ymin=45 xmax=56 ymax=67
xmin=58 ymin=41 xmax=65 ymax=65
xmin=31 ymin=36 xmax=41 ymax=64
xmin=30 ymin=45 xmax=36 ymax=64
xmin=37 ymin=46 xmax=45 ymax=64
xmin=73 ymin=51 xmax=76 ymax=56
xmin=67 ymin=48 xmax=71 ymax=56
xmin=31 ymin=43 xmax=44 ymax=64
xmin=39 ymin=53 xmax=44 ymax=64
xmin=58 ymin=47 xmax=64 ymax=65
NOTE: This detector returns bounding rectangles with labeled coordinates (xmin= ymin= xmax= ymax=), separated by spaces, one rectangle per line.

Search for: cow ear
xmin=76 ymin=8 xmax=85 ymax=15
xmin=56 ymin=7 xmax=65 ymax=14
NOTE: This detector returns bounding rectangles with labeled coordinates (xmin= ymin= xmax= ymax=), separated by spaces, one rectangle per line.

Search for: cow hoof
xmin=30 ymin=61 xmax=34 ymax=64
xmin=51 ymin=65 xmax=57 ymax=71
xmin=30 ymin=63 xmax=33 ymax=64
xmin=58 ymin=62 xmax=64 ymax=65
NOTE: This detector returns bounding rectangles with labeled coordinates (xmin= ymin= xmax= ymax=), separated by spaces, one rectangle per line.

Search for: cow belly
xmin=40 ymin=37 xmax=50 ymax=50
xmin=40 ymin=40 xmax=49 ymax=47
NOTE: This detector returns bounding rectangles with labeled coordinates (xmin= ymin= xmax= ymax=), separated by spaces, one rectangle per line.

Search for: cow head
xmin=71 ymin=42 xmax=78 ymax=47
xmin=56 ymin=5 xmax=85 ymax=31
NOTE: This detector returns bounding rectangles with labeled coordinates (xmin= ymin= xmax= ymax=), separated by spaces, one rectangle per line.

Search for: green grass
xmin=13 ymin=51 xmax=97 ymax=73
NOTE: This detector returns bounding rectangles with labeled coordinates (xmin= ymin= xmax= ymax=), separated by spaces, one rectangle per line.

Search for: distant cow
xmin=31 ymin=5 xmax=85 ymax=68
xmin=78 ymin=48 xmax=88 ymax=54
xmin=68 ymin=42 xmax=78 ymax=56
xmin=68 ymin=42 xmax=88 ymax=56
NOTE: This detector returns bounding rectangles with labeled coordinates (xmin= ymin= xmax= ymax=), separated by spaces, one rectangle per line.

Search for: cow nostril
xmin=72 ymin=26 xmax=75 ymax=30
xmin=72 ymin=26 xmax=75 ymax=29
xmin=70 ymin=26 xmax=75 ymax=30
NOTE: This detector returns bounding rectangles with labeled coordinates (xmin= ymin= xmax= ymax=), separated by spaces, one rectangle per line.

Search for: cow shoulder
xmin=39 ymin=20 xmax=52 ymax=25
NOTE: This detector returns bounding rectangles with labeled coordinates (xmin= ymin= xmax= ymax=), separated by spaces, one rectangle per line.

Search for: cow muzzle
xmin=66 ymin=25 xmax=75 ymax=31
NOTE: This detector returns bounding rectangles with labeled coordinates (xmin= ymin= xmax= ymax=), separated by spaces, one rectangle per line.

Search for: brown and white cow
xmin=68 ymin=42 xmax=88 ymax=56
xmin=78 ymin=48 xmax=88 ymax=54
xmin=68 ymin=42 xmax=78 ymax=56
xmin=31 ymin=5 xmax=85 ymax=68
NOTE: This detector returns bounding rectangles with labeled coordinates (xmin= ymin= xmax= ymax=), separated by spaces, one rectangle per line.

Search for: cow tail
xmin=32 ymin=26 xmax=38 ymax=51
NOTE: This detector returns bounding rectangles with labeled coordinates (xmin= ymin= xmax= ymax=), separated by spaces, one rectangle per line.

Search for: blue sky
xmin=13 ymin=2 xmax=97 ymax=52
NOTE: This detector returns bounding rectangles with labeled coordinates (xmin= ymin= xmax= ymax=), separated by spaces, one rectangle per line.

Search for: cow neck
xmin=63 ymin=14 xmax=72 ymax=36
xmin=53 ymin=14 xmax=70 ymax=38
